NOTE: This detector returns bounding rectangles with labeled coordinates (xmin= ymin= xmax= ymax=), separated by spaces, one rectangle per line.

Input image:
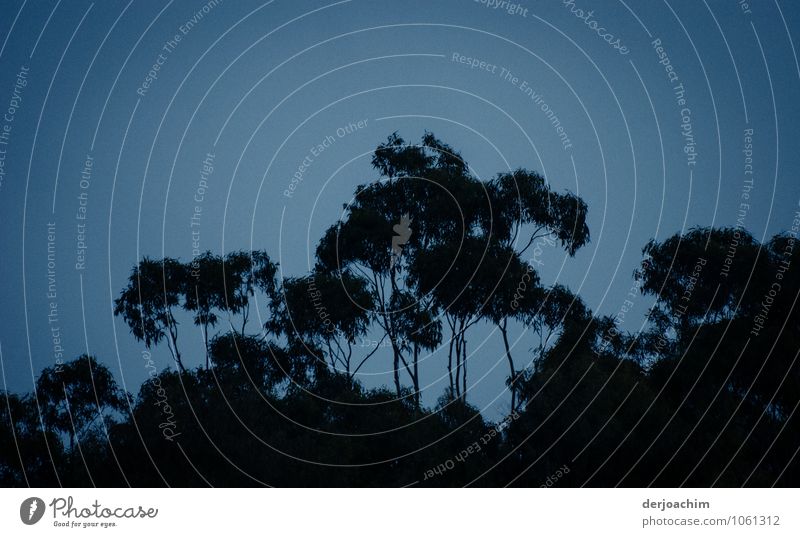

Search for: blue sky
xmin=1 ymin=0 xmax=799 ymax=419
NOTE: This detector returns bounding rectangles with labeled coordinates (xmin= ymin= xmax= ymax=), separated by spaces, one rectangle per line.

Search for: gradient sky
xmin=1 ymin=0 xmax=799 ymax=419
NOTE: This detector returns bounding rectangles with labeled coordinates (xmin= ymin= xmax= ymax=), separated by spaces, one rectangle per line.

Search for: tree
xmin=268 ymin=270 xmax=375 ymax=386
xmin=522 ymin=284 xmax=589 ymax=364
xmin=0 ymin=391 xmax=64 ymax=486
xmin=184 ymin=251 xmax=225 ymax=368
xmin=638 ymin=227 xmax=800 ymax=419
xmin=208 ymin=331 xmax=298 ymax=394
xmin=638 ymin=227 xmax=765 ymax=331
xmin=317 ymin=133 xmax=590 ymax=405
xmin=482 ymin=251 xmax=539 ymax=412
xmin=219 ymin=251 xmax=278 ymax=337
xmin=389 ymin=289 xmax=442 ymax=408
xmin=487 ymin=168 xmax=590 ymax=254
xmin=35 ymin=355 xmax=126 ymax=452
xmin=114 ymin=257 xmax=188 ymax=371
xmin=408 ymin=236 xmax=507 ymax=400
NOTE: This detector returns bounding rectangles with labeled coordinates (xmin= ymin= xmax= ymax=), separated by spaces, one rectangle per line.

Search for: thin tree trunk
xmin=345 ymin=342 xmax=352 ymax=386
xmin=167 ymin=329 xmax=185 ymax=372
xmin=454 ymin=327 xmax=462 ymax=399
xmin=325 ymin=341 xmax=336 ymax=369
xmin=378 ymin=316 xmax=403 ymax=399
xmin=500 ymin=319 xmax=516 ymax=412
xmin=413 ymin=343 xmax=420 ymax=409
xmin=204 ymin=321 xmax=210 ymax=369
xmin=447 ymin=330 xmax=455 ymax=396
xmin=461 ymin=331 xmax=467 ymax=402
xmin=392 ymin=342 xmax=401 ymax=398
xmin=240 ymin=303 xmax=249 ymax=337
xmin=388 ymin=267 xmax=403 ymax=398
xmin=167 ymin=310 xmax=184 ymax=372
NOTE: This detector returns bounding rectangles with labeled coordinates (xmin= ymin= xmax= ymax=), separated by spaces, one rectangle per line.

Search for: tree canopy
xmin=2 ymin=134 xmax=797 ymax=487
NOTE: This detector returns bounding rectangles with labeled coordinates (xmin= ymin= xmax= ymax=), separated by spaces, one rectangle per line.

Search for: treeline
xmin=2 ymin=134 xmax=798 ymax=486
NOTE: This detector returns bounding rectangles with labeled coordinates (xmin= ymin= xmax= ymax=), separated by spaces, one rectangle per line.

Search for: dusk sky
xmin=1 ymin=0 xmax=799 ymax=419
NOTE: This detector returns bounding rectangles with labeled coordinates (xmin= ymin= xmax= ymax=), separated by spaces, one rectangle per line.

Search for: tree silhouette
xmin=317 ymin=133 xmax=590 ymax=403
xmin=1 ymin=391 xmax=64 ymax=486
xmin=114 ymin=257 xmax=188 ymax=371
xmin=184 ymin=251 xmax=225 ymax=368
xmin=34 ymin=355 xmax=126 ymax=452
xmin=219 ymin=250 xmax=278 ymax=337
xmin=4 ymin=134 xmax=799 ymax=487
xmin=267 ymin=270 xmax=374 ymax=385
xmin=115 ymin=251 xmax=277 ymax=372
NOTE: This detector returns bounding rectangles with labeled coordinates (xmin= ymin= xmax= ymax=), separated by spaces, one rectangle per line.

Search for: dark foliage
xmin=2 ymin=135 xmax=797 ymax=487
